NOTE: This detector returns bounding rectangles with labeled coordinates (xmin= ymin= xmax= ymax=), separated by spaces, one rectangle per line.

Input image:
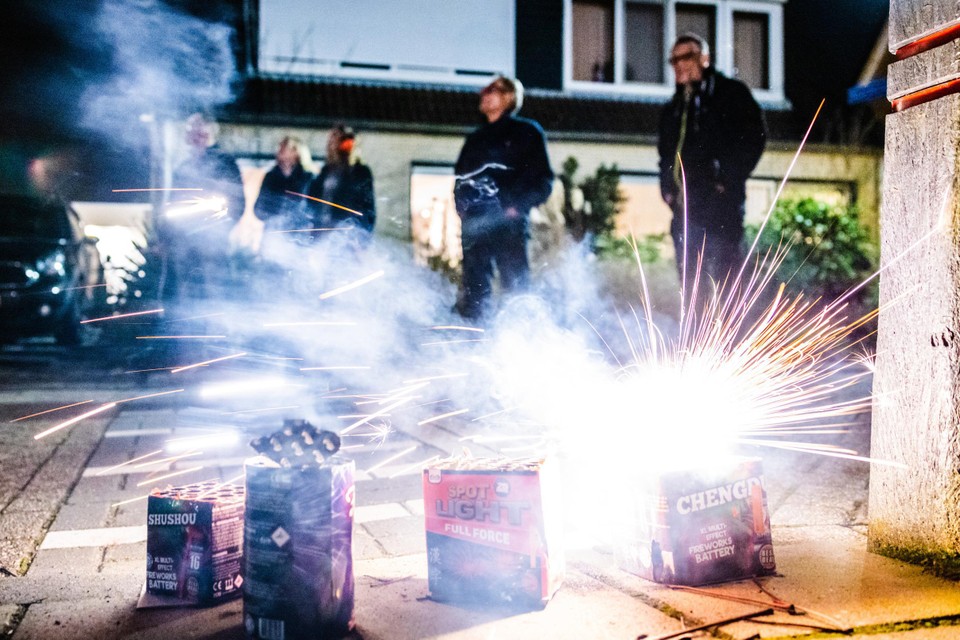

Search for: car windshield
xmin=0 ymin=195 xmax=71 ymax=239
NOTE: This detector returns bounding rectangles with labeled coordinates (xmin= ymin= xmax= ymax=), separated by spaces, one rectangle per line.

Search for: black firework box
xmin=141 ymin=481 xmax=245 ymax=607
xmin=422 ymin=456 xmax=564 ymax=609
xmin=243 ymin=420 xmax=355 ymax=640
xmin=621 ymin=456 xmax=776 ymax=586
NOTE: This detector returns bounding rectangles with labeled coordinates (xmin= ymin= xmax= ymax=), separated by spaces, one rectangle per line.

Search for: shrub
xmin=747 ymin=197 xmax=878 ymax=302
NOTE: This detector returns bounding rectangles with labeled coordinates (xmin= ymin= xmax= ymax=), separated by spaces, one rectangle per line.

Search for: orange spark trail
xmin=285 ymin=190 xmax=364 ymax=217
xmin=136 ymin=465 xmax=205 ymax=487
xmin=365 ymin=445 xmax=419 ymax=474
xmin=34 ymin=403 xmax=117 ymax=440
xmin=391 ymin=455 xmax=441 ymax=478
xmin=136 ymin=335 xmax=225 ymax=339
xmin=318 ymin=270 xmax=385 ymax=300
xmin=133 ymin=451 xmax=203 ymax=468
xmin=429 ymin=325 xmax=485 ymax=333
xmin=112 ymin=188 xmax=202 ymax=193
xmin=171 ymin=352 xmax=247 ymax=374
xmin=111 ymin=494 xmax=151 ymax=507
xmin=418 ymin=408 xmax=469 ymax=426
xmin=341 ymin=396 xmax=415 ymax=435
xmin=97 ymin=449 xmax=164 ymax=475
xmin=82 ymin=308 xmax=164 ymax=324
xmin=113 ymin=389 xmax=185 ymax=404
xmin=12 ymin=400 xmax=93 ymax=422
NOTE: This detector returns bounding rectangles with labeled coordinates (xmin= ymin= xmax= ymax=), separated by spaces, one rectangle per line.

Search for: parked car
xmin=0 ymin=194 xmax=106 ymax=345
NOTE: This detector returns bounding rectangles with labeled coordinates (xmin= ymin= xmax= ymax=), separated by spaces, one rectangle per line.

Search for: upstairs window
xmin=565 ymin=0 xmax=784 ymax=103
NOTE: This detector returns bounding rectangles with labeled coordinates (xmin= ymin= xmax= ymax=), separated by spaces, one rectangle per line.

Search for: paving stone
xmin=0 ymin=537 xmax=37 ymax=576
xmin=375 ymin=534 xmax=426 ymax=557
xmin=12 ymin=597 xmax=134 ymax=640
xmin=48 ymin=502 xmax=112 ymax=532
xmin=362 ymin=515 xmax=424 ymax=539
xmin=27 ymin=547 xmax=103 ymax=576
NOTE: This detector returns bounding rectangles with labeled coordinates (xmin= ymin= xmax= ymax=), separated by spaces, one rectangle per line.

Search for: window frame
xmin=563 ymin=0 xmax=785 ymax=105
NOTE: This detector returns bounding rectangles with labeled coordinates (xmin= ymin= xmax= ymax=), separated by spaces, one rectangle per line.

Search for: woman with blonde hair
xmin=306 ymin=125 xmax=376 ymax=239
xmin=254 ymin=135 xmax=316 ymax=232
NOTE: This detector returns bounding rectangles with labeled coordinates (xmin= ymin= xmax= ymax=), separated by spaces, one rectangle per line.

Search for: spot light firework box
xmin=144 ymin=481 xmax=245 ymax=606
xmin=622 ymin=456 xmax=776 ymax=586
xmin=422 ymin=456 xmax=564 ymax=608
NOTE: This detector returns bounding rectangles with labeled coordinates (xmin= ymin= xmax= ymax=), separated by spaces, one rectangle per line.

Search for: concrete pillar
xmin=869 ymin=2 xmax=960 ymax=577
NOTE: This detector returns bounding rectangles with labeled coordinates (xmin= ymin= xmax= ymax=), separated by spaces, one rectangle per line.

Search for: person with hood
xmin=658 ymin=33 xmax=766 ymax=293
xmin=453 ymin=74 xmax=554 ymax=320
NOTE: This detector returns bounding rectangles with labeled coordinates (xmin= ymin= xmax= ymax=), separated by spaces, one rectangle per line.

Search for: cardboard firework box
xmin=243 ymin=454 xmax=356 ymax=640
xmin=422 ymin=457 xmax=564 ymax=608
xmin=145 ymin=481 xmax=245 ymax=605
xmin=622 ymin=456 xmax=776 ymax=586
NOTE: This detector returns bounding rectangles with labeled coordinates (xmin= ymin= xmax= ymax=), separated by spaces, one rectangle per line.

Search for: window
xmin=733 ymin=11 xmax=769 ymax=89
xmin=625 ymin=3 xmax=664 ymax=83
xmin=565 ymin=0 xmax=784 ymax=103
xmin=572 ymin=1 xmax=614 ymax=82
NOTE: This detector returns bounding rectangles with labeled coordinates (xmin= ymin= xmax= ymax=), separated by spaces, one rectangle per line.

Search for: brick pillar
xmin=869 ymin=2 xmax=960 ymax=576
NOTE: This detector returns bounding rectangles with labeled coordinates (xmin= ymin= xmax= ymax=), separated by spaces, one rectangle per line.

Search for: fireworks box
xmin=243 ymin=453 xmax=355 ymax=640
xmin=422 ymin=456 xmax=564 ymax=609
xmin=144 ymin=481 xmax=245 ymax=606
xmin=621 ymin=456 xmax=776 ymax=586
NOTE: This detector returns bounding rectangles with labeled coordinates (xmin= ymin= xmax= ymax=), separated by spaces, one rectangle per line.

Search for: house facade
xmin=200 ymin=0 xmax=882 ymax=264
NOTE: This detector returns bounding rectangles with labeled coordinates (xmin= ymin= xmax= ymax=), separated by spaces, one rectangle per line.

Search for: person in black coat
xmin=306 ymin=125 xmax=376 ymax=240
xmin=163 ymin=112 xmax=246 ymax=301
xmin=254 ymin=136 xmax=315 ymax=234
xmin=658 ymin=33 xmax=766 ymax=292
xmin=453 ymin=75 xmax=554 ymax=320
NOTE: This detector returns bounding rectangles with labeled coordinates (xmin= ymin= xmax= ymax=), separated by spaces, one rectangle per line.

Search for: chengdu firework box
xmin=243 ymin=421 xmax=355 ymax=640
xmin=143 ymin=481 xmax=245 ymax=606
xmin=622 ymin=456 xmax=776 ymax=586
xmin=422 ymin=456 xmax=564 ymax=608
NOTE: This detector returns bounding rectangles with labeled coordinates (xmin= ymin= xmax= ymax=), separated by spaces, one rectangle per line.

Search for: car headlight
xmin=32 ymin=249 xmax=67 ymax=280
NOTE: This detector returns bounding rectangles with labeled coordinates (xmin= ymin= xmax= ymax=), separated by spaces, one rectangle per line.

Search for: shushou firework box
xmin=422 ymin=456 xmax=564 ymax=609
xmin=243 ymin=419 xmax=355 ymax=640
xmin=140 ymin=481 xmax=245 ymax=607
xmin=621 ymin=456 xmax=776 ymax=586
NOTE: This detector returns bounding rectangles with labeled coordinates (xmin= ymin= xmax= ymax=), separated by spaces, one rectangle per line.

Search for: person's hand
xmin=505 ymin=206 xmax=520 ymax=219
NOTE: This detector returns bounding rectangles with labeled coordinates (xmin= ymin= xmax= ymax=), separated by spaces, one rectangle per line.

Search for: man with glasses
xmin=453 ymin=75 xmax=554 ymax=320
xmin=658 ymin=33 xmax=766 ymax=298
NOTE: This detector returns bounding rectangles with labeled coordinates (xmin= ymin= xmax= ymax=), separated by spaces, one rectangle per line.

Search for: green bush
xmin=593 ymin=233 xmax=666 ymax=264
xmin=560 ymin=156 xmax=625 ymax=244
xmin=746 ymin=197 xmax=877 ymax=301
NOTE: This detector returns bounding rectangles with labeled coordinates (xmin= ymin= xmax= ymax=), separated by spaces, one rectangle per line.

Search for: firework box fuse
xmin=621 ymin=456 xmax=776 ymax=586
xmin=423 ymin=457 xmax=564 ymax=608
xmin=243 ymin=454 xmax=355 ymax=640
xmin=141 ymin=481 xmax=245 ymax=607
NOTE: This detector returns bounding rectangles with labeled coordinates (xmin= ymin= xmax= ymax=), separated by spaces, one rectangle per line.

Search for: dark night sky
xmin=783 ymin=0 xmax=889 ymax=121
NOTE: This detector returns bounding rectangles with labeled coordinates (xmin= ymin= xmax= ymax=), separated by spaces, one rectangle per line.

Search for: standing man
xmin=164 ymin=112 xmax=246 ymax=301
xmin=658 ymin=33 xmax=766 ymax=291
xmin=453 ymin=75 xmax=554 ymax=320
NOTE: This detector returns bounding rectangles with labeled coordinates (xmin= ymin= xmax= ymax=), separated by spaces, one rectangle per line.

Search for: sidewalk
xmin=2 ymin=377 xmax=960 ymax=640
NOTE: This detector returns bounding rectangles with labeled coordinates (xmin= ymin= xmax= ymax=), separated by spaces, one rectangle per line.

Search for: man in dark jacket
xmin=453 ymin=75 xmax=554 ymax=320
xmin=658 ymin=33 xmax=766 ymax=293
xmin=164 ymin=113 xmax=246 ymax=301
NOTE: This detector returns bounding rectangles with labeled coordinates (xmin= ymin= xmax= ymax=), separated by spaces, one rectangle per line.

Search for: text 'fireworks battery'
xmin=622 ymin=456 xmax=776 ymax=586
xmin=145 ymin=481 xmax=245 ymax=605
xmin=423 ymin=456 xmax=564 ymax=608
xmin=243 ymin=419 xmax=355 ymax=640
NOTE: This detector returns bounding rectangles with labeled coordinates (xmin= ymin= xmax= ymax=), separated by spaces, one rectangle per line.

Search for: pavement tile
xmin=12 ymin=597 xmax=134 ymax=640
xmin=375 ymin=533 xmax=427 ymax=557
xmin=27 ymin=547 xmax=103 ymax=576
xmin=356 ymin=502 xmax=409 ymax=524
xmin=403 ymin=498 xmax=425 ymax=515
xmin=0 ymin=537 xmax=38 ymax=576
xmin=0 ymin=603 xmax=23 ymax=636
xmin=362 ymin=515 xmax=424 ymax=539
xmin=116 ymin=598 xmax=244 ymax=640
xmin=354 ymin=527 xmax=388 ymax=560
xmin=102 ymin=541 xmax=147 ymax=567
xmin=352 ymin=554 xmax=681 ymax=640
xmin=67 ymin=475 xmax=125 ymax=505
xmin=48 ymin=502 xmax=112 ymax=532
